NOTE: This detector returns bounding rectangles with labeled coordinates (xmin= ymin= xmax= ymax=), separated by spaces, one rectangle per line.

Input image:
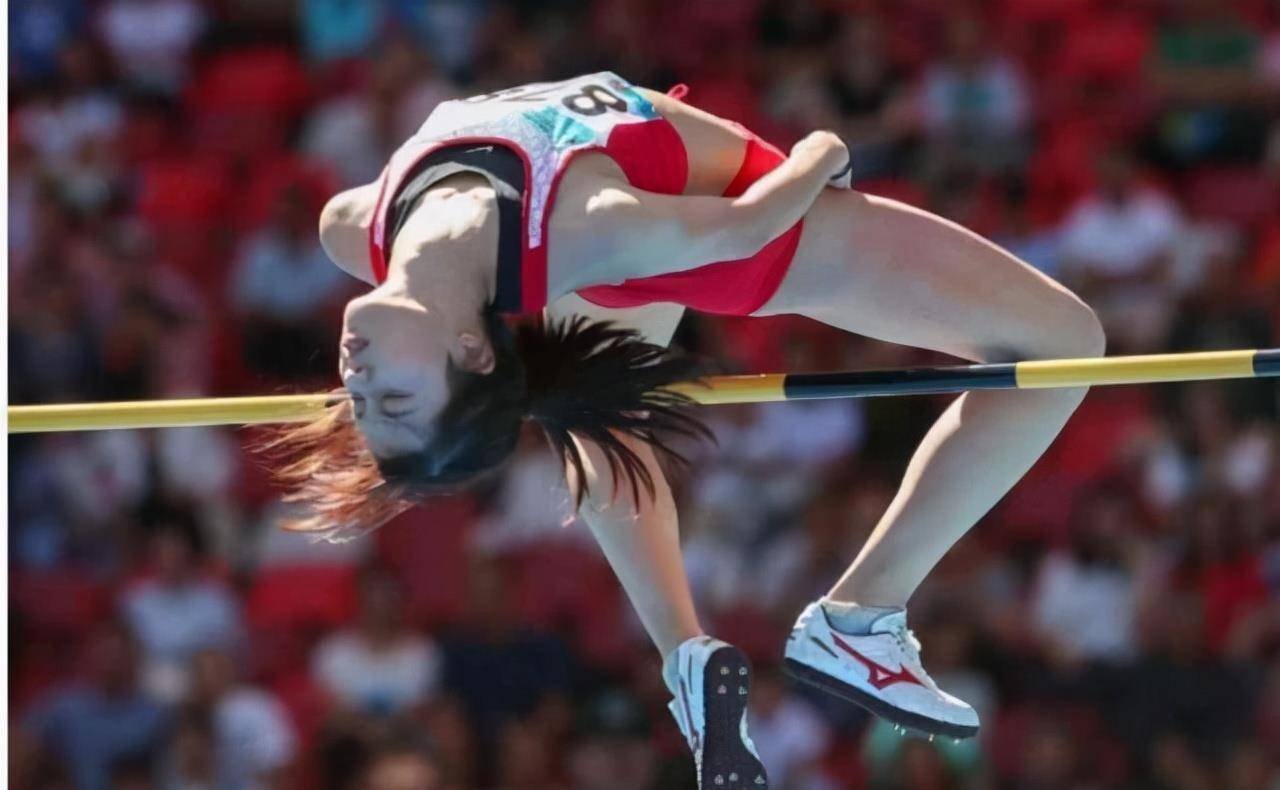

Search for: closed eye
xmin=379 ymin=393 xmax=415 ymax=417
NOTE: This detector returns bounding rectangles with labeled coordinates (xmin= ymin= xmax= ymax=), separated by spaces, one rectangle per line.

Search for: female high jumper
xmin=281 ymin=72 xmax=1105 ymax=789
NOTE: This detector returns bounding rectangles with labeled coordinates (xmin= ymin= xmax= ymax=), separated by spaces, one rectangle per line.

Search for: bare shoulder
xmin=319 ymin=182 xmax=381 ymax=284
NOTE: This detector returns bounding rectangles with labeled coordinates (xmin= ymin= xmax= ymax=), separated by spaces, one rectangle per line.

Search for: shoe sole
xmin=782 ymin=657 xmax=979 ymax=740
xmin=701 ymin=645 xmax=769 ymax=788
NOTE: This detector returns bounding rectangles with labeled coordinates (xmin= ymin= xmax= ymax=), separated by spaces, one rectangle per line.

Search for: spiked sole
xmin=701 ymin=646 xmax=769 ymax=788
xmin=782 ymin=658 xmax=979 ymax=740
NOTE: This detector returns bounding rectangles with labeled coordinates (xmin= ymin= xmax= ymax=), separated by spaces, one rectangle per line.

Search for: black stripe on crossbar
xmin=783 ymin=363 xmax=1017 ymax=400
xmin=1254 ymin=349 xmax=1280 ymax=377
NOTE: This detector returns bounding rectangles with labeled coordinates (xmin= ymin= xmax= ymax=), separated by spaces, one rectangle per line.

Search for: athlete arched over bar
xmin=275 ymin=73 xmax=1105 ymax=788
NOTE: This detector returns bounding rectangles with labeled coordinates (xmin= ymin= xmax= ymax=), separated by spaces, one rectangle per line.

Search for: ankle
xmin=820 ymin=598 xmax=905 ymax=636
xmin=661 ymin=633 xmax=708 ymax=692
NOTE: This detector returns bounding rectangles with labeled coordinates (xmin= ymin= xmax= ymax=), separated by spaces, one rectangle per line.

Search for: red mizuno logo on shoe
xmin=830 ymin=633 xmax=925 ymax=690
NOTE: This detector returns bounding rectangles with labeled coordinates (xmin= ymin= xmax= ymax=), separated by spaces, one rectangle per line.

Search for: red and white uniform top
xmin=368 ymin=72 xmax=688 ymax=314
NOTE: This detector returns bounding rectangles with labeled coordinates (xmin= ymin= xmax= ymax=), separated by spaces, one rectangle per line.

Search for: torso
xmin=545 ymin=85 xmax=756 ymax=267
xmin=371 ymin=73 xmax=781 ymax=315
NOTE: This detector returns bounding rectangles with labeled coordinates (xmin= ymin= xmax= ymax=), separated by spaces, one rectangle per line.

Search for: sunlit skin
xmin=336 ymin=175 xmax=499 ymax=457
xmin=319 ymin=83 xmax=1103 ymax=668
xmin=329 ymin=113 xmax=843 ymax=463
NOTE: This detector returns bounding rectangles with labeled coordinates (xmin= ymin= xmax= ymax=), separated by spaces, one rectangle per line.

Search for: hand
xmin=790 ymin=131 xmax=852 ymax=189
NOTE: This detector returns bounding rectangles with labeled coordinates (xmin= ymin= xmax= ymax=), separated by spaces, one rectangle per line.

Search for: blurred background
xmin=7 ymin=0 xmax=1280 ymax=787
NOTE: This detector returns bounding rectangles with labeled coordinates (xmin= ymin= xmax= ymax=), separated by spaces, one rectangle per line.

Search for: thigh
xmin=758 ymin=190 xmax=1100 ymax=362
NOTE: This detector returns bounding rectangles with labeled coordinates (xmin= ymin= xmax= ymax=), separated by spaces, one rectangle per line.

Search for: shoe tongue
xmin=869 ymin=610 xmax=908 ymax=635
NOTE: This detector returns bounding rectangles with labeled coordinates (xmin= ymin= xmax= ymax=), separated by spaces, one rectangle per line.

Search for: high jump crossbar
xmin=8 ymin=348 xmax=1278 ymax=434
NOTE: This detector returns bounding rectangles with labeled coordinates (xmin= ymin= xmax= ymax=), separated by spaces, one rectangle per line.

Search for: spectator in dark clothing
xmin=9 ymin=265 xmax=101 ymax=404
xmin=440 ymin=557 xmax=575 ymax=763
xmin=1115 ymin=591 xmax=1262 ymax=770
xmin=10 ymin=0 xmax=88 ymax=82
xmin=20 ymin=622 xmax=168 ymax=790
xmin=825 ymin=13 xmax=913 ymax=179
xmin=566 ymin=690 xmax=659 ymax=790
xmin=357 ymin=730 xmax=444 ymax=790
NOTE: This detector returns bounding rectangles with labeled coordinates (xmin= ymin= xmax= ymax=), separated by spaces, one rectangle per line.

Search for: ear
xmin=452 ymin=331 xmax=496 ymax=374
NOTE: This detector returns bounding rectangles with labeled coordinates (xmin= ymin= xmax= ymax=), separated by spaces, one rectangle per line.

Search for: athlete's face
xmin=340 ymin=293 xmax=449 ymax=458
xmin=339 ymin=291 xmax=496 ymax=459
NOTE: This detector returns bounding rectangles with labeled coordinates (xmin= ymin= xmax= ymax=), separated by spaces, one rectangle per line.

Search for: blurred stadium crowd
xmin=8 ymin=0 xmax=1280 ymax=788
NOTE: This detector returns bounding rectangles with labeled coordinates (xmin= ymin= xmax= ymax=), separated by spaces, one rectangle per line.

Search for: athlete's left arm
xmin=318 ymin=183 xmax=381 ymax=285
xmin=585 ymin=131 xmax=848 ymax=280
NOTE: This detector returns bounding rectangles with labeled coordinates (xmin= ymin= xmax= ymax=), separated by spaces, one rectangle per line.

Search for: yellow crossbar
xmin=7 ymin=349 xmax=1275 ymax=433
xmin=1015 ymin=349 xmax=1256 ymax=388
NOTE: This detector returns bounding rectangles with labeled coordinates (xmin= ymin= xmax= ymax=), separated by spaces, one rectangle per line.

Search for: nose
xmin=342 ymin=363 xmax=371 ymax=383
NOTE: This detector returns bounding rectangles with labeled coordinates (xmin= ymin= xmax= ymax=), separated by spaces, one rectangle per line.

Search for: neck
xmin=384 ymin=185 xmax=499 ymax=318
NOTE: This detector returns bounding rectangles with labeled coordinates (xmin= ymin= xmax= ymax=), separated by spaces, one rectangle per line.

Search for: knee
xmin=1068 ymin=300 xmax=1107 ymax=359
xmin=1003 ymin=295 xmax=1105 ymax=363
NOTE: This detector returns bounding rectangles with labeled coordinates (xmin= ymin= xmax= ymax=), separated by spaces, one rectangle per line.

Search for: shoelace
xmin=887 ymin=620 xmax=923 ymax=658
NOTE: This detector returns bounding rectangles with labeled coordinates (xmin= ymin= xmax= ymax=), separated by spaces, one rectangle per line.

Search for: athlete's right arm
xmin=543 ymin=294 xmax=698 ymax=651
xmin=543 ymin=291 xmax=686 ymax=515
xmin=585 ymin=131 xmax=849 ymax=280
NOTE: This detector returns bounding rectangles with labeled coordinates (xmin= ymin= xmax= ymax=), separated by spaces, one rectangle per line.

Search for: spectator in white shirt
xmin=121 ymin=506 xmax=245 ymax=701
xmin=1058 ymin=146 xmax=1183 ymax=351
xmin=918 ymin=10 xmax=1031 ymax=179
xmin=1031 ymin=486 xmax=1143 ymax=667
xmin=97 ymin=0 xmax=205 ymax=93
xmin=313 ymin=569 xmax=443 ymax=717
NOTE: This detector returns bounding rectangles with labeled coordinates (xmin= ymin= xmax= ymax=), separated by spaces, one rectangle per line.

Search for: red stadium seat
xmin=1025 ymin=123 xmax=1103 ymax=223
xmin=186 ymin=47 xmax=311 ymax=119
xmin=185 ymin=47 xmax=311 ymax=163
xmin=11 ymin=569 xmax=112 ymax=635
xmin=1001 ymin=0 xmax=1101 ymax=25
xmin=1051 ymin=15 xmax=1151 ymax=83
xmin=506 ymin=537 xmax=632 ymax=669
xmin=998 ymin=388 xmax=1156 ymax=541
xmin=234 ymin=155 xmax=338 ymax=232
xmin=270 ymin=668 xmax=332 ymax=752
xmin=819 ymin=733 xmax=868 ymax=788
xmin=135 ymin=156 xmax=233 ymax=294
xmin=1185 ymin=168 xmax=1280 ymax=229
xmin=707 ymin=604 xmax=779 ymax=664
xmin=136 ymin=157 xmax=232 ymax=227
xmin=375 ymin=497 xmax=479 ymax=628
xmin=245 ymin=565 xmax=359 ymax=631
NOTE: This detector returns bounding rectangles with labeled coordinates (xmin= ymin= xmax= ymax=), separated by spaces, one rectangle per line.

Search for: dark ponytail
xmin=266 ymin=312 xmax=712 ymax=541
xmin=518 ymin=316 xmax=712 ymax=507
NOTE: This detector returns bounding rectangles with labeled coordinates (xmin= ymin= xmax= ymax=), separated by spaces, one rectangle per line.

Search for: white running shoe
xmin=664 ymin=636 xmax=769 ymax=789
xmin=782 ymin=601 xmax=980 ymax=739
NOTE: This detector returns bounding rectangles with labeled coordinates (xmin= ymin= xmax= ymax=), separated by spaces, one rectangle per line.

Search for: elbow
xmin=1078 ymin=303 xmax=1107 ymax=359
xmin=576 ymin=472 xmax=643 ymax=522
